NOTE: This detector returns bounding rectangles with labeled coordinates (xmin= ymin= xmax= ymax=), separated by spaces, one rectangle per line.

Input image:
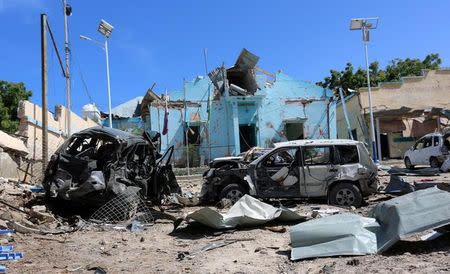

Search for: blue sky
xmin=1 ymin=0 xmax=449 ymax=115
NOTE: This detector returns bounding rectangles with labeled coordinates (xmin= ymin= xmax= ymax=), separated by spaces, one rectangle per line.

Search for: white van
xmin=404 ymin=133 xmax=450 ymax=169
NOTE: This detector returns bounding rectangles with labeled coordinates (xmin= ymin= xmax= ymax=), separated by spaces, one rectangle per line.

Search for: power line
xmin=71 ymin=50 xmax=94 ymax=104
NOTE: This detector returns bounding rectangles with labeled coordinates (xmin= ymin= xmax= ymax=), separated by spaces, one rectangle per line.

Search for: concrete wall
xmin=387 ymin=132 xmax=415 ymax=159
xmin=145 ymin=72 xmax=336 ymax=166
xmin=17 ymin=100 xmax=99 ymax=161
xmin=359 ymin=69 xmax=450 ymax=112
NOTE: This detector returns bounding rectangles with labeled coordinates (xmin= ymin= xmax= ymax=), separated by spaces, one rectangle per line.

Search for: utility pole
xmin=203 ymin=48 xmax=212 ymax=162
xmin=183 ymin=79 xmax=190 ymax=176
xmin=350 ymin=17 xmax=379 ymax=162
xmin=41 ymin=14 xmax=48 ymax=173
xmin=105 ymin=38 xmax=113 ymax=127
xmin=63 ymin=0 xmax=72 ymax=136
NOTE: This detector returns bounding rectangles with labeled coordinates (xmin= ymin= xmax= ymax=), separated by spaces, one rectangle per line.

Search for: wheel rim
xmin=226 ymin=189 xmax=243 ymax=203
xmin=335 ymin=188 xmax=356 ymax=206
xmin=431 ymin=158 xmax=439 ymax=168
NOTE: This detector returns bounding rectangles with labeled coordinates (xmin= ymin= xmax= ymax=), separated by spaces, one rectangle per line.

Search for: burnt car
xmin=43 ymin=126 xmax=181 ymax=207
xmin=208 ymin=147 xmax=271 ymax=169
xmin=200 ymin=140 xmax=378 ymax=207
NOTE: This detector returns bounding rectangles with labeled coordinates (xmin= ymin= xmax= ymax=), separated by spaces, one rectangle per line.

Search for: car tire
xmin=430 ymin=157 xmax=441 ymax=168
xmin=404 ymin=157 xmax=414 ymax=170
xmin=329 ymin=182 xmax=363 ymax=208
xmin=219 ymin=183 xmax=246 ymax=204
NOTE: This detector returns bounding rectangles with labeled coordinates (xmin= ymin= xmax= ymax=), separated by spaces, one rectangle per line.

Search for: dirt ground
xmin=3 ymin=159 xmax=450 ymax=274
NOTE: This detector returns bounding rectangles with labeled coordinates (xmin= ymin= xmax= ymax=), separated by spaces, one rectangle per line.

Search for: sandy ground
xmin=3 ymin=159 xmax=450 ymax=274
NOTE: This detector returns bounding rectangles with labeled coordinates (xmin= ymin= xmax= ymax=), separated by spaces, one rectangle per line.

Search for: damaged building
xmin=337 ymin=69 xmax=450 ymax=159
xmin=140 ymin=49 xmax=336 ymax=166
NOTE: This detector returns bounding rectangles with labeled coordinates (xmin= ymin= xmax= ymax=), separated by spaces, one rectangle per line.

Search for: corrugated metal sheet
xmin=235 ymin=48 xmax=259 ymax=70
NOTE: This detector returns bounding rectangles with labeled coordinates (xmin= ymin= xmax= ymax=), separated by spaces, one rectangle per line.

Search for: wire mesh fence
xmin=89 ymin=192 xmax=154 ymax=225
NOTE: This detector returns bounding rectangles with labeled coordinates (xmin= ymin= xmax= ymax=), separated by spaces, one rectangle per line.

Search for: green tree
xmin=0 ymin=80 xmax=32 ymax=133
xmin=385 ymin=54 xmax=441 ymax=82
xmin=317 ymin=53 xmax=441 ymax=94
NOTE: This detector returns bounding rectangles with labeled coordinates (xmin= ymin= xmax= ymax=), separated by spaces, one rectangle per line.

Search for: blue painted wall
xmin=143 ymin=72 xmax=336 ymax=166
xmin=102 ymin=117 xmax=144 ymax=135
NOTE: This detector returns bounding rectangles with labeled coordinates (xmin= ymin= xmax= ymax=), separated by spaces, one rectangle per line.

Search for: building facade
xmin=140 ymin=49 xmax=336 ymax=166
xmin=358 ymin=69 xmax=450 ymax=159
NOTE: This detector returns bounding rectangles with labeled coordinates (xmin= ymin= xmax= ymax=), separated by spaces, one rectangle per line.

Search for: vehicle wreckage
xmin=200 ymin=140 xmax=378 ymax=207
xmin=42 ymin=127 xmax=181 ymax=207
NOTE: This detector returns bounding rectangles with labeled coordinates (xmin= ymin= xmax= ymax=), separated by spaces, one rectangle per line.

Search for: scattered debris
xmin=290 ymin=187 xmax=450 ymax=260
xmin=87 ymin=266 xmax=108 ymax=274
xmin=347 ymin=258 xmax=360 ymax=266
xmin=176 ymin=195 xmax=306 ymax=230
xmin=265 ymin=226 xmax=286 ymax=233
xmin=0 ymin=229 xmax=23 ymax=273
xmin=382 ymin=175 xmax=414 ymax=195
xmin=89 ymin=192 xmax=154 ymax=226
xmin=440 ymin=157 xmax=450 ymax=172
xmin=311 ymin=208 xmax=341 ymax=218
xmin=178 ymin=238 xmax=254 ymax=261
xmin=167 ymin=192 xmax=200 ymax=207
xmin=388 ymin=166 xmax=440 ymax=176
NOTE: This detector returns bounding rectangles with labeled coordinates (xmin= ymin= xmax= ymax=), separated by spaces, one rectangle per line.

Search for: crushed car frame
xmin=43 ymin=127 xmax=181 ymax=207
xmin=201 ymin=139 xmax=378 ymax=207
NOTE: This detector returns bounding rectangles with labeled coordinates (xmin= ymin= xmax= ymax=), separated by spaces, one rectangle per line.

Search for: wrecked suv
xmin=43 ymin=127 xmax=181 ymax=207
xmin=201 ymin=140 xmax=378 ymax=207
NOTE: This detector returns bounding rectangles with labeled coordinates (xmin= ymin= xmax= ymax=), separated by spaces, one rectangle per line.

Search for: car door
xmin=409 ymin=138 xmax=425 ymax=165
xmin=418 ymin=136 xmax=433 ymax=165
xmin=300 ymin=145 xmax=337 ymax=197
xmin=254 ymin=146 xmax=301 ymax=198
xmin=431 ymin=135 xmax=442 ymax=158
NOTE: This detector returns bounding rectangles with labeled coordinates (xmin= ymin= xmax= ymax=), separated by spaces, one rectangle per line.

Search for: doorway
xmin=239 ymin=124 xmax=256 ymax=152
xmin=285 ymin=122 xmax=304 ymax=141
xmin=380 ymin=133 xmax=390 ymax=159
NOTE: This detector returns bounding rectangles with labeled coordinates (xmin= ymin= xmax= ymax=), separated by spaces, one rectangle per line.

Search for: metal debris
xmin=177 ymin=195 xmax=306 ymax=230
xmin=89 ymin=192 xmax=154 ymax=225
xmin=290 ymin=187 xmax=450 ymax=260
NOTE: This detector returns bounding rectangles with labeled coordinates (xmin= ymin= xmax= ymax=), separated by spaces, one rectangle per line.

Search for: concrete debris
xmin=290 ymin=187 xmax=450 ymax=260
xmin=0 ymin=130 xmax=28 ymax=155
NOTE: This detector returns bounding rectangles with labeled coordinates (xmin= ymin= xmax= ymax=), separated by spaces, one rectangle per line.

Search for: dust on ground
xmin=2 ymin=160 xmax=450 ymax=274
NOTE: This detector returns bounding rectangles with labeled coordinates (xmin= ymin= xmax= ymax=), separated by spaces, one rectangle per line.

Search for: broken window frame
xmin=302 ymin=146 xmax=333 ymax=166
xmin=335 ymin=145 xmax=359 ymax=165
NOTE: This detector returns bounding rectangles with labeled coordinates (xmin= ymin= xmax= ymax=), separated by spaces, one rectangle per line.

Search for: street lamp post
xmin=350 ymin=17 xmax=379 ymax=162
xmin=80 ymin=19 xmax=114 ymax=128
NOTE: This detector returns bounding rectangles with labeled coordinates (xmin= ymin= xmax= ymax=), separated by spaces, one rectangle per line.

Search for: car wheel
xmin=404 ymin=157 xmax=414 ymax=169
xmin=219 ymin=183 xmax=246 ymax=204
xmin=430 ymin=157 xmax=441 ymax=168
xmin=329 ymin=182 xmax=363 ymax=208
